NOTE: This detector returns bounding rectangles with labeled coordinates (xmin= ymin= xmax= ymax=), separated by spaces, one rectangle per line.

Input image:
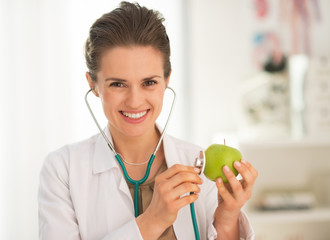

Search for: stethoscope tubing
xmin=115 ymin=153 xmax=156 ymax=216
xmin=190 ymin=202 xmax=200 ymax=240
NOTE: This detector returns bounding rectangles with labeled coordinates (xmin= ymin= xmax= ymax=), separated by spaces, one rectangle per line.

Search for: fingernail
xmin=234 ymin=161 xmax=241 ymax=168
xmin=241 ymin=159 xmax=248 ymax=164
xmin=217 ymin=178 xmax=222 ymax=184
xmin=223 ymin=165 xmax=230 ymax=172
xmin=194 ymin=168 xmax=201 ymax=173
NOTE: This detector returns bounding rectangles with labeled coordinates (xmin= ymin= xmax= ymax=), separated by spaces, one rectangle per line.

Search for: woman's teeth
xmin=122 ymin=111 xmax=147 ymax=119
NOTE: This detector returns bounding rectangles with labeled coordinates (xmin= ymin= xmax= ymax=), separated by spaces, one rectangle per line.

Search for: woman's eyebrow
xmin=105 ymin=77 xmax=126 ymax=82
xmin=142 ymin=75 xmax=162 ymax=80
xmin=105 ymin=75 xmax=162 ymax=82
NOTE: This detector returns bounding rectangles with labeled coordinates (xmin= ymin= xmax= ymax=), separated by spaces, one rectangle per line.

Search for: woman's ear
xmin=86 ymin=72 xmax=99 ymax=97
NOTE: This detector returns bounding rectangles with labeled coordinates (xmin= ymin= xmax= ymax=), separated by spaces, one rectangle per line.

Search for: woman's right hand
xmin=136 ymin=164 xmax=202 ymax=239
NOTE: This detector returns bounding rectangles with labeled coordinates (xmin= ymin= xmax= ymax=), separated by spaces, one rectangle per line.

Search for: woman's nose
xmin=125 ymin=87 xmax=144 ymax=108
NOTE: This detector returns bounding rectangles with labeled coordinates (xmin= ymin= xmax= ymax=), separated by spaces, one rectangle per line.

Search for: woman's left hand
xmin=213 ymin=159 xmax=258 ymax=239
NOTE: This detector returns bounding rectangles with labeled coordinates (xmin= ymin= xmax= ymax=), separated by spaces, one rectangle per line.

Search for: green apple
xmin=204 ymin=144 xmax=242 ymax=183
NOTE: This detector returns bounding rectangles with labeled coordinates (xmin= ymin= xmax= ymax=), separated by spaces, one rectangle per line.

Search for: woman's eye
xmin=109 ymin=82 xmax=125 ymax=87
xmin=143 ymin=80 xmax=157 ymax=86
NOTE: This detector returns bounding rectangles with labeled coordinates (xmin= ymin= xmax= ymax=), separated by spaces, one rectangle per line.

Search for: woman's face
xmin=90 ymin=46 xmax=169 ymax=138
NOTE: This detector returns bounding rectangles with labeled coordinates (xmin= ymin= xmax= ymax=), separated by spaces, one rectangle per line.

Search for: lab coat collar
xmin=93 ymin=124 xmax=167 ymax=174
xmin=92 ymin=126 xmax=134 ymax=212
xmin=93 ymin=126 xmax=118 ymax=174
xmin=162 ymin=134 xmax=177 ymax=168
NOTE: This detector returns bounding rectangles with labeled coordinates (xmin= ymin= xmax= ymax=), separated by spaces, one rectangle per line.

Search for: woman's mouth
xmin=120 ymin=110 xmax=149 ymax=122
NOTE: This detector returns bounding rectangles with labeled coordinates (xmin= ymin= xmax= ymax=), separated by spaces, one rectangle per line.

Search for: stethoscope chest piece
xmin=194 ymin=150 xmax=206 ymax=175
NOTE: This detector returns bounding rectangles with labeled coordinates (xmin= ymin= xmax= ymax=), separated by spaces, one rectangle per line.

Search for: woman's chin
xmin=110 ymin=123 xmax=155 ymax=139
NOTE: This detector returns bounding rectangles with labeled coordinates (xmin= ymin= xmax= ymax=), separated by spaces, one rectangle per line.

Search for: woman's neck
xmin=109 ymin=124 xmax=161 ymax=164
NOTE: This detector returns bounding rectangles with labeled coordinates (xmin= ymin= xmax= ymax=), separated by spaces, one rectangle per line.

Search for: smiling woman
xmin=38 ymin=2 xmax=257 ymax=240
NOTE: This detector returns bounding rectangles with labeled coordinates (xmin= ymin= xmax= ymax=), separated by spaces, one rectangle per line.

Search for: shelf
xmin=212 ymin=132 xmax=330 ymax=149
xmin=238 ymin=136 xmax=330 ymax=149
xmin=247 ymin=207 xmax=330 ymax=224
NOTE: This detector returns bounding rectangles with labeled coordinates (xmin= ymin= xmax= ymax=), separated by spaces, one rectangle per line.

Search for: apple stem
xmin=224 ymin=139 xmax=226 ymax=145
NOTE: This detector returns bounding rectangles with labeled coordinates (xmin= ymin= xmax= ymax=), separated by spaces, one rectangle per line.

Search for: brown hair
xmin=84 ymin=1 xmax=171 ymax=81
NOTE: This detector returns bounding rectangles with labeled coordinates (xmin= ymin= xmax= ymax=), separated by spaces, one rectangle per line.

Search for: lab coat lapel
xmin=92 ymin=126 xmax=117 ymax=174
xmin=92 ymin=127 xmax=133 ymax=205
xmin=163 ymin=134 xmax=196 ymax=239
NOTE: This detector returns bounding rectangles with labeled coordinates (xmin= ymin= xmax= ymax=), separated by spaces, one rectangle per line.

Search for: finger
xmin=155 ymin=167 xmax=202 ymax=201
xmin=241 ymin=159 xmax=258 ymax=178
xmin=234 ymin=161 xmax=257 ymax=201
xmin=174 ymin=193 xmax=199 ymax=211
xmin=223 ymin=165 xmax=244 ymax=198
xmin=240 ymin=160 xmax=258 ymax=187
xmin=216 ymin=177 xmax=234 ymax=203
xmin=164 ymin=183 xmax=200 ymax=202
xmin=234 ymin=161 xmax=255 ymax=190
xmin=177 ymin=182 xmax=200 ymax=195
xmin=169 ymin=171 xmax=203 ymax=188
xmin=159 ymin=164 xmax=200 ymax=181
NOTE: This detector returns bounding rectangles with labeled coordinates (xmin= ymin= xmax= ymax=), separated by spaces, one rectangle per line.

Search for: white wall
xmin=187 ymin=0 xmax=250 ymax=147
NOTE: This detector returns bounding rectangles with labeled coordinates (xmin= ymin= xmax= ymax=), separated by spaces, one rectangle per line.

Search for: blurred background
xmin=1 ymin=0 xmax=330 ymax=239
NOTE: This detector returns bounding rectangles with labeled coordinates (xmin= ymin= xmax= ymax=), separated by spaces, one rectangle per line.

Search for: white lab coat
xmin=38 ymin=127 xmax=255 ymax=240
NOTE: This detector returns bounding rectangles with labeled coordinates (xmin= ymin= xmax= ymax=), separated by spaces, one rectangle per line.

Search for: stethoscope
xmin=85 ymin=86 xmax=201 ymax=239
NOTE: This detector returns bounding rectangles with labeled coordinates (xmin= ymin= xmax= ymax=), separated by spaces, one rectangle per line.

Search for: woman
xmin=38 ymin=2 xmax=258 ymax=239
